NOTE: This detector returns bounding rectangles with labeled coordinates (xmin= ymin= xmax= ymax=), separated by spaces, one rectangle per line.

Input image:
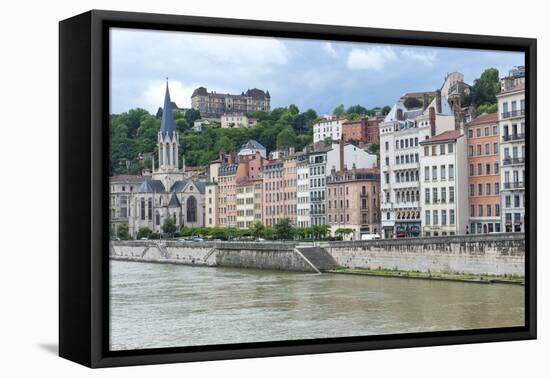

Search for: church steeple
xmin=158 ymin=79 xmax=179 ymax=172
xmin=160 ymin=79 xmax=176 ymax=136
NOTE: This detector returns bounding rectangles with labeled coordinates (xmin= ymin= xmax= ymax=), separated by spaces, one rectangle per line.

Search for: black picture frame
xmin=59 ymin=9 xmax=537 ymax=368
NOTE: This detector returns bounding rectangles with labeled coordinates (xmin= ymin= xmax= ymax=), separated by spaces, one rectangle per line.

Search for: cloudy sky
xmin=110 ymin=28 xmax=524 ymax=115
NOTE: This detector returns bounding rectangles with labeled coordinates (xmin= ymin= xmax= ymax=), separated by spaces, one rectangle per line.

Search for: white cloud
xmin=400 ymin=48 xmax=437 ymax=66
xmin=140 ymin=80 xmax=194 ymax=112
xmin=346 ymin=46 xmax=397 ymax=71
xmin=111 ymin=28 xmax=291 ymax=113
xmin=323 ymin=42 xmax=337 ymax=58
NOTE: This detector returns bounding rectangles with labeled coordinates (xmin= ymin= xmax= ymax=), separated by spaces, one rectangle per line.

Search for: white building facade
xmin=379 ymin=93 xmax=456 ymax=238
xmin=419 ymin=130 xmax=468 ymax=236
xmin=296 ymin=153 xmax=311 ymax=228
xmin=498 ymin=67 xmax=526 ymax=233
xmin=313 ymin=117 xmax=346 ymax=143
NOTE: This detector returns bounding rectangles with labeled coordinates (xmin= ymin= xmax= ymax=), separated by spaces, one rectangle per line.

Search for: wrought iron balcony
xmin=501 ymin=109 xmax=525 ymax=119
xmin=503 ymin=181 xmax=524 ymax=189
xmin=502 ymin=157 xmax=525 ymax=165
xmin=502 ymin=133 xmax=525 ymax=142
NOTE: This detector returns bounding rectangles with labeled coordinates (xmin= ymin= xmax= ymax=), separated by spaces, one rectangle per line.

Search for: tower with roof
xmin=153 ymin=80 xmax=185 ymax=191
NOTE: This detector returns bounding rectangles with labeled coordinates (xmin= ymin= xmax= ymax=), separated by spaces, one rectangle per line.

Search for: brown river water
xmin=109 ymin=260 xmax=524 ymax=351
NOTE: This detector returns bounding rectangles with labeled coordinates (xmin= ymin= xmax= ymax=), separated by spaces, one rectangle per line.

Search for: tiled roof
xmin=420 ymin=130 xmax=463 ymax=144
xmin=109 ymin=175 xmax=146 ymax=183
xmin=168 ymin=192 xmax=181 ymax=207
xmin=467 ymin=113 xmax=498 ymax=126
xmin=137 ymin=180 xmax=165 ymax=193
xmin=160 ymin=82 xmax=176 ymax=135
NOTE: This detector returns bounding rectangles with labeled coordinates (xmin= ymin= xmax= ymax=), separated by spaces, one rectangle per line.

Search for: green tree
xmin=185 ymin=109 xmax=201 ymax=126
xmin=381 ymin=105 xmax=391 ymax=115
xmin=137 ymin=227 xmax=152 ymax=239
xmin=346 ymin=105 xmax=368 ymax=117
xmin=366 ymin=143 xmax=380 ymax=156
xmin=333 ymin=104 xmax=346 ymax=118
xmin=274 ymin=218 xmax=294 ymax=240
xmin=477 ymin=102 xmax=498 ymax=115
xmin=115 ymin=223 xmax=130 ymax=240
xmin=403 ymin=97 xmax=423 ymax=109
xmin=161 ymin=217 xmax=177 ymax=237
xmin=335 ymin=228 xmax=354 ymax=240
xmin=276 ymin=126 xmax=297 ymax=149
xmin=464 ymin=68 xmax=500 ymax=109
xmin=250 ymin=221 xmax=266 ymax=238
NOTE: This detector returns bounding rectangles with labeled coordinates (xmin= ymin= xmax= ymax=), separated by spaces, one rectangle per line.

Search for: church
xmin=127 ymin=81 xmax=206 ymax=236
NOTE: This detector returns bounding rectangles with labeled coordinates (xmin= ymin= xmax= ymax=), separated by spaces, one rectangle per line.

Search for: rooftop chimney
xmin=396 ymin=108 xmax=403 ymax=121
xmin=436 ymin=89 xmax=442 ymax=114
xmin=339 ymin=138 xmax=345 ymax=172
xmin=429 ymin=106 xmax=436 ymax=137
xmin=423 ymin=93 xmax=429 ymax=111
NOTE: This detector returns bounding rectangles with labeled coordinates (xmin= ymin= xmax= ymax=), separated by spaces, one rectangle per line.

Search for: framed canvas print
xmin=59 ymin=10 xmax=537 ymax=368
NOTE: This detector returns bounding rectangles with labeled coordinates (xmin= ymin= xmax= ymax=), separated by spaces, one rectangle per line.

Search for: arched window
xmin=140 ymin=198 xmax=145 ymax=220
xmin=155 ymin=211 xmax=160 ymax=226
xmin=166 ymin=142 xmax=171 ymax=165
xmin=172 ymin=142 xmax=177 ymax=167
xmin=187 ymin=196 xmax=197 ymax=222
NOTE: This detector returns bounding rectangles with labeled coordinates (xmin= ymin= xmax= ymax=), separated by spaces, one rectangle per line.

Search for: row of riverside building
xmin=109 ymin=67 xmax=526 ymax=240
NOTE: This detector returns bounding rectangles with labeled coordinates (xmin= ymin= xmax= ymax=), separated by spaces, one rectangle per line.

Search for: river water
xmin=109 ymin=260 xmax=524 ymax=351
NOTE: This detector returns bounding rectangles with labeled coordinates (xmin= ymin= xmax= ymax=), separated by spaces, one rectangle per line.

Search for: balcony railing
xmin=501 ymin=109 xmax=525 ymax=119
xmin=503 ymin=181 xmax=524 ymax=189
xmin=503 ymin=157 xmax=525 ymax=166
xmin=502 ymin=133 xmax=525 ymax=142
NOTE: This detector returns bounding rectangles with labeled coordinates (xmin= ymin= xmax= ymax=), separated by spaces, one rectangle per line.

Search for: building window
xmin=493 ymin=125 xmax=498 ymax=135
xmin=478 ymin=204 xmax=483 ymax=217
xmin=469 ymin=164 xmax=474 ymax=176
xmin=477 ymin=144 xmax=482 ymax=156
xmin=478 ymin=183 xmax=483 ymax=196
xmin=425 ymin=210 xmax=431 ymax=225
xmin=470 ymin=205 xmax=475 ymax=217
xmin=468 ymin=129 xmax=473 ymax=138
xmin=469 ymin=184 xmax=475 ymax=196
xmin=449 ymin=187 xmax=455 ymax=203
xmin=484 ymin=127 xmax=490 ymax=136
xmin=477 ymin=163 xmax=482 ymax=176
xmin=495 ymin=182 xmax=500 ymax=195
xmin=468 ymin=145 xmax=474 ymax=157
xmin=441 ymin=165 xmax=446 ymax=180
xmin=187 ymin=196 xmax=197 ymax=222
xmin=487 ymin=205 xmax=492 ymax=216
xmin=495 ymin=204 xmax=500 ymax=217
xmin=147 ymin=199 xmax=152 ymax=220
xmin=140 ymin=198 xmax=145 ymax=220
xmin=433 ymin=210 xmax=438 ymax=225
xmin=440 ymin=144 xmax=445 ymax=155
xmin=494 ymin=142 xmax=499 ymax=154
xmin=486 ymin=183 xmax=491 ymax=195
xmin=485 ymin=143 xmax=490 ymax=155
xmin=448 ymin=143 xmax=454 ymax=153
xmin=476 ymin=128 xmax=481 ymax=137
xmin=425 ymin=188 xmax=430 ymax=204
xmin=442 ymin=210 xmax=447 ymax=225
xmin=432 ymin=166 xmax=437 ymax=180
xmin=441 ymin=187 xmax=446 ymax=203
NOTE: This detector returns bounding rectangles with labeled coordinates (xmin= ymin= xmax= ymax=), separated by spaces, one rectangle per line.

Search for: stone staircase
xmin=296 ymin=247 xmax=337 ymax=272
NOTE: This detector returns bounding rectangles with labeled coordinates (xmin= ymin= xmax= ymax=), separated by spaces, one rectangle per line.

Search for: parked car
xmin=361 ymin=233 xmax=381 ymax=240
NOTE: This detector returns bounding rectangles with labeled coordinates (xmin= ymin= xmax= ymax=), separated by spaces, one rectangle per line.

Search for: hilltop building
xmin=191 ymin=87 xmax=271 ymax=118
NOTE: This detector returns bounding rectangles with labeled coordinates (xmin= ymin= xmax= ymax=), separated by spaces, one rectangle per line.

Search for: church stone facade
xmin=126 ymin=82 xmax=207 ymax=236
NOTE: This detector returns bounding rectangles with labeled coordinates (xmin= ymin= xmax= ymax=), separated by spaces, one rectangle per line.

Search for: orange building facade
xmin=466 ymin=113 xmax=502 ymax=234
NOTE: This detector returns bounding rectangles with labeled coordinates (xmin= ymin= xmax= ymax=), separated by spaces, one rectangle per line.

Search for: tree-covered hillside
xmin=110 ymin=105 xmax=318 ymax=176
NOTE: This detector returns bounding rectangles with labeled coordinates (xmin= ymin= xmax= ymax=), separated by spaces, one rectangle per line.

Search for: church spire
xmin=160 ymin=79 xmax=176 ymax=135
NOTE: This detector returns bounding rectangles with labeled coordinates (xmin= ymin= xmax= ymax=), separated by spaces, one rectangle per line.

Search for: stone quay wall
xmin=326 ymin=234 xmax=525 ymax=276
xmin=110 ymin=234 xmax=525 ymax=276
xmin=110 ymin=241 xmax=316 ymax=272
